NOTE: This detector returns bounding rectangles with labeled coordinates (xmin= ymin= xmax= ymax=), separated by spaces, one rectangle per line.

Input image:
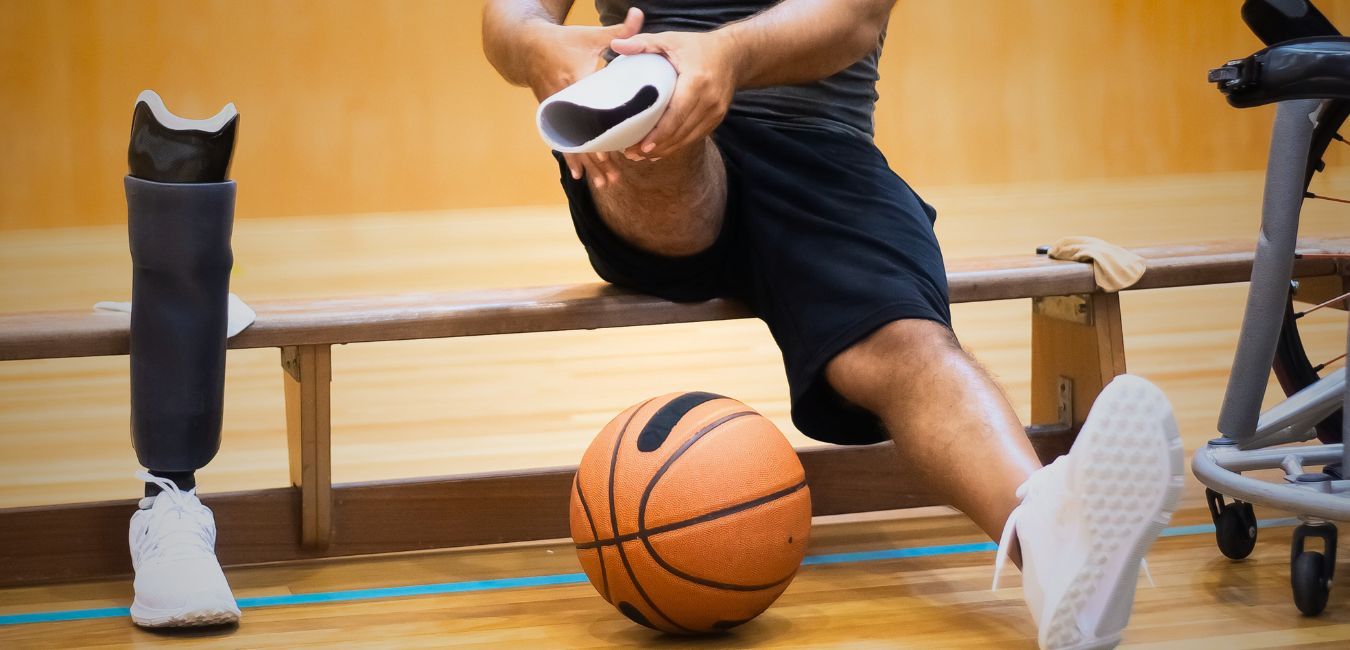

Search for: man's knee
xmin=825 ymin=319 xmax=962 ymax=412
xmin=590 ymin=140 xmax=726 ymax=257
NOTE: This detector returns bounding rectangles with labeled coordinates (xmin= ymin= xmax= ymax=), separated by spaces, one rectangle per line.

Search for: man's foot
xmin=994 ymin=374 xmax=1184 ymax=649
xmin=129 ymin=471 xmax=240 ymax=627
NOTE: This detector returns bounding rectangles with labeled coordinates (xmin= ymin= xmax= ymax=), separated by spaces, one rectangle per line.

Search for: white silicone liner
xmin=536 ymin=54 xmax=678 ymax=154
xmin=136 ymin=89 xmax=237 ymax=133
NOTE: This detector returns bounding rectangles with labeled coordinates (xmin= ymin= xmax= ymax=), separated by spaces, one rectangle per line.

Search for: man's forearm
xmin=721 ymin=0 xmax=895 ymax=89
xmin=482 ymin=0 xmax=572 ymax=87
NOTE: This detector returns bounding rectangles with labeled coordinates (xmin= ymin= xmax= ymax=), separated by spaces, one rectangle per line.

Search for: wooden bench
xmin=1 ymin=238 xmax=1345 ymax=587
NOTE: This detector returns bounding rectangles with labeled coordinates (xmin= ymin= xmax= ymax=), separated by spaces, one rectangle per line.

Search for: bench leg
xmin=282 ymin=344 xmax=333 ymax=550
xmin=1029 ymin=292 xmax=1126 ymax=462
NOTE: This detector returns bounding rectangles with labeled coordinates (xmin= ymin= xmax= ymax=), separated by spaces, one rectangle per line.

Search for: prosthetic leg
xmin=127 ymin=89 xmax=237 ymax=477
xmin=125 ymin=90 xmax=242 ymax=628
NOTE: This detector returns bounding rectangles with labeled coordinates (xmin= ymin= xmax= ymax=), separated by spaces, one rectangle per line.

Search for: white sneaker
xmin=993 ymin=375 xmax=1184 ymax=649
xmin=129 ymin=471 xmax=241 ymax=627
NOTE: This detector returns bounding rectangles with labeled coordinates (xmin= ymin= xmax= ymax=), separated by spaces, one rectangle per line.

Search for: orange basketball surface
xmin=569 ymin=392 xmax=812 ymax=634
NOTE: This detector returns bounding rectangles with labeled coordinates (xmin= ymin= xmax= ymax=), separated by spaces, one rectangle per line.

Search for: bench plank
xmin=5 ymin=237 xmax=1333 ymax=586
xmin=0 ymin=429 xmax=1072 ymax=587
xmin=3 ymin=239 xmax=1342 ymax=362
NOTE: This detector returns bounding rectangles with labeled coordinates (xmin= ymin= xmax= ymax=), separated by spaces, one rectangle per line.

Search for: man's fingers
xmin=561 ymin=153 xmax=583 ymax=180
xmin=565 ymin=145 xmax=644 ymax=187
xmin=647 ymin=111 xmax=703 ymax=159
xmin=610 ymin=34 xmax=663 ymax=56
xmin=671 ymin=113 xmax=718 ymax=156
xmin=648 ymin=99 xmax=721 ymax=159
xmin=638 ymin=79 xmax=694 ymax=153
xmin=621 ymin=7 xmax=643 ymax=36
xmin=579 ymin=152 xmax=624 ymax=190
xmin=652 ymin=104 xmax=702 ymax=155
xmin=563 ymin=153 xmax=611 ymax=188
xmin=639 ymin=94 xmax=695 ymax=154
xmin=599 ymin=154 xmax=621 ymax=185
xmin=587 ymin=156 xmax=607 ymax=188
xmin=603 ymin=7 xmax=644 ymax=42
xmin=639 ymin=115 xmax=675 ymax=154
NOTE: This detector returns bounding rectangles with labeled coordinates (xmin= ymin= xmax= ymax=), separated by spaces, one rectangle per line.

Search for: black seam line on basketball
xmin=574 ymin=479 xmax=808 ymax=551
xmin=572 ymin=475 xmax=609 ymax=601
xmin=635 ymin=391 xmax=724 ymax=452
xmin=635 ymin=409 xmax=804 ymax=592
xmin=641 ymin=481 xmax=805 ymax=591
xmin=638 ymin=411 xmax=755 ymax=539
xmin=606 ymin=398 xmax=695 ymax=634
xmin=577 ymin=409 xmax=757 ymax=551
xmin=596 ymin=401 xmax=646 ymax=607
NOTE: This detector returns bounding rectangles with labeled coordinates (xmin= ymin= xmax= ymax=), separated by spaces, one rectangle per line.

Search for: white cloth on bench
xmin=93 ymin=293 xmax=255 ymax=338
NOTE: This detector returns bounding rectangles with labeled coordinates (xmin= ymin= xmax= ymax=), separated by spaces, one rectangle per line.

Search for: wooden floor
xmin=1 ymin=508 xmax=1348 ymax=649
xmin=1 ymin=171 xmax=1349 ymax=647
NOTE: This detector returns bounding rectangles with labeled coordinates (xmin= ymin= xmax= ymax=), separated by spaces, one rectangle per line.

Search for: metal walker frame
xmin=1192 ymin=98 xmax=1347 ymax=615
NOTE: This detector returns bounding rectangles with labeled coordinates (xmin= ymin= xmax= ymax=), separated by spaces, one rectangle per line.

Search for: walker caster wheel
xmin=1290 ymin=522 xmax=1337 ymax=616
xmin=1206 ymin=488 xmax=1258 ymax=559
xmin=1292 ymin=551 xmax=1331 ymax=616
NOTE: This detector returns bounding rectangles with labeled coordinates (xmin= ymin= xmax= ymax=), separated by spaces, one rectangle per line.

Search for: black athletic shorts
xmin=555 ymin=114 xmax=952 ymax=446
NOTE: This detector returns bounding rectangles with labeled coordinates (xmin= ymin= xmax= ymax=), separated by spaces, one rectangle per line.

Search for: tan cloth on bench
xmin=1047 ymin=236 xmax=1146 ymax=293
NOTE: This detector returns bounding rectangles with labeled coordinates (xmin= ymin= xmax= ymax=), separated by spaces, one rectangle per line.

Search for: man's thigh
xmin=585 ymin=138 xmax=727 ymax=257
xmin=700 ymin=117 xmax=952 ymax=446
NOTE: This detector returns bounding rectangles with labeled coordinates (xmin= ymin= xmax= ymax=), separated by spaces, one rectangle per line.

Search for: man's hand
xmin=609 ymin=30 xmax=740 ymax=162
xmin=524 ymin=7 xmax=642 ymax=101
xmin=525 ymin=8 xmax=644 ymax=187
xmin=485 ymin=0 xmax=891 ymax=180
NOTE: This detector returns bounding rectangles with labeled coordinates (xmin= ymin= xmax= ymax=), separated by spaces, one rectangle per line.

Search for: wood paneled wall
xmin=1 ymin=1 xmax=1346 ymax=230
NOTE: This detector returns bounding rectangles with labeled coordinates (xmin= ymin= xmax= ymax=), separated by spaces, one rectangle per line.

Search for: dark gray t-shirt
xmin=596 ymin=1 xmax=882 ymax=139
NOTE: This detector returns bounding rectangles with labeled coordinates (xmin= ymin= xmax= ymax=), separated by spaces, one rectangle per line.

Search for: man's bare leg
xmin=828 ymin=312 xmax=1185 ymax=650
xmin=825 ymin=320 xmax=1041 ymax=548
xmin=583 ymin=139 xmax=726 ymax=256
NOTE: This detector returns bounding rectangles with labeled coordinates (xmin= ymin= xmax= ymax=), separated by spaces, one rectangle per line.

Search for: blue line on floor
xmin=1160 ymin=516 xmax=1297 ymax=538
xmin=801 ymin=540 xmax=996 ymax=564
xmin=0 ymin=607 xmax=131 ymax=626
xmin=0 ymin=517 xmax=1293 ymax=627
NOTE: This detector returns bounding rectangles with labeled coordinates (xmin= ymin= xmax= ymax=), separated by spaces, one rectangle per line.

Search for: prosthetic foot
xmin=130 ymin=472 xmax=240 ymax=627
xmin=126 ymin=90 xmax=240 ymax=628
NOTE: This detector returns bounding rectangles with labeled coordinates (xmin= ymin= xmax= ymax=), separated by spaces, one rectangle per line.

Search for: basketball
xmin=569 ymin=392 xmax=812 ymax=634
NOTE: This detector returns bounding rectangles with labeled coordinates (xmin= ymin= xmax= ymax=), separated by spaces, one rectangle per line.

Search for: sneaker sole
xmin=1041 ymin=375 xmax=1185 ymax=650
xmin=131 ymin=600 xmax=241 ymax=628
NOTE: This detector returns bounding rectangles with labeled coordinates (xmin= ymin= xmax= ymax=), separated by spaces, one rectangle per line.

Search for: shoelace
xmin=133 ymin=470 xmax=216 ymax=564
xmin=991 ymin=457 xmax=1068 ymax=590
xmin=990 ymin=458 xmax=1155 ymax=591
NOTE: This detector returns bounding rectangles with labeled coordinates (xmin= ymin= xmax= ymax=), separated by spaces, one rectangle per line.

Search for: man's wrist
xmin=713 ymin=24 xmax=753 ymax=90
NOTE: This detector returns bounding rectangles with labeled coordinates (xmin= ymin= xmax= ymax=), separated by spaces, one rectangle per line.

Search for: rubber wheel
xmin=1215 ymin=503 xmax=1258 ymax=560
xmin=1292 ymin=551 xmax=1331 ymax=616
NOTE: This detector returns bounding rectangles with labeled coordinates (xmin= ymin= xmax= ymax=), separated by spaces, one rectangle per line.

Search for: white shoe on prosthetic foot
xmin=129 ymin=471 xmax=240 ymax=628
xmin=993 ymin=375 xmax=1184 ymax=649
